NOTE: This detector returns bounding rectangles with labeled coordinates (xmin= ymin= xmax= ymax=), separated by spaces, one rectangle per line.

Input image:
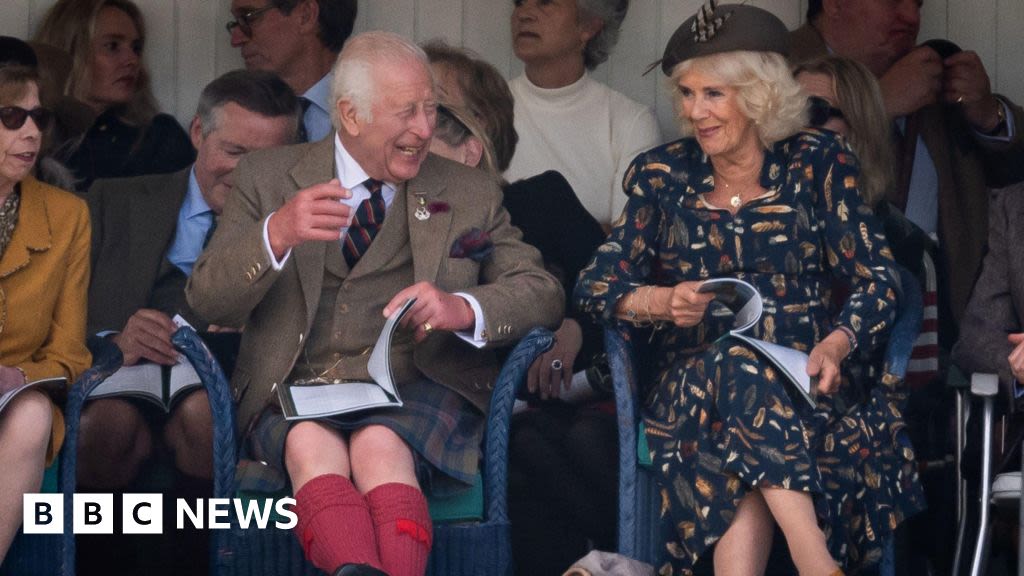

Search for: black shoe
xmin=332 ymin=564 xmax=390 ymax=576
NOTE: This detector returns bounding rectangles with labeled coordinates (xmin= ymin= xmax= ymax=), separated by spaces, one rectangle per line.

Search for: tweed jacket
xmin=186 ymin=138 xmax=564 ymax=432
xmin=86 ymin=168 xmax=194 ymax=334
xmin=0 ymin=176 xmax=91 ymax=461
xmin=789 ymin=24 xmax=1024 ymax=326
xmin=952 ymin=184 xmax=1024 ymax=403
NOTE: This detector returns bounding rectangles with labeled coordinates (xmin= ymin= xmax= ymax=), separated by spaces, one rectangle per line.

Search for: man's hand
xmin=942 ymin=51 xmax=1002 ymax=132
xmin=267 ymin=179 xmax=352 ymax=260
xmin=807 ymin=330 xmax=851 ymax=396
xmin=0 ymin=365 xmax=26 ymax=395
xmin=111 ymin=309 xmax=178 ymax=366
xmin=879 ymin=45 xmax=943 ymax=118
xmin=527 ymin=318 xmax=583 ymax=400
xmin=384 ymin=282 xmax=475 ymax=342
xmin=1007 ymin=333 xmax=1024 ymax=383
xmin=666 ymin=281 xmax=714 ymax=328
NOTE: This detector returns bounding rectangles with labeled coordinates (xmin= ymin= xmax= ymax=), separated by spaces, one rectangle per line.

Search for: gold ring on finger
xmin=422 ymin=322 xmax=433 ymax=333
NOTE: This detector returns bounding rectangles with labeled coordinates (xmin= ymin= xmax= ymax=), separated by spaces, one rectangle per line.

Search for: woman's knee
xmin=0 ymin=390 xmax=53 ymax=449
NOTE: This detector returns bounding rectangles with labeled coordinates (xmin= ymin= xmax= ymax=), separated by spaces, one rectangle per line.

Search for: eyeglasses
xmin=0 ymin=106 xmax=51 ymax=131
xmin=225 ymin=4 xmax=277 ymax=37
xmin=807 ymin=96 xmax=844 ymax=128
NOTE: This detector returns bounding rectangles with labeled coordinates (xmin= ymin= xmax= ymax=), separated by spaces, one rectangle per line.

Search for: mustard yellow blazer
xmin=0 ymin=175 xmax=91 ymax=460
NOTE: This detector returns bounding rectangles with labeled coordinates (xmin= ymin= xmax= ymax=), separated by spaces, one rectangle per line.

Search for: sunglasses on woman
xmin=807 ymin=96 xmax=844 ymax=128
xmin=0 ymin=106 xmax=52 ymax=131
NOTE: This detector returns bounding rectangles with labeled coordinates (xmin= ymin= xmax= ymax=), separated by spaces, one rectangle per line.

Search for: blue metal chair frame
xmin=608 ymin=266 xmax=923 ymax=573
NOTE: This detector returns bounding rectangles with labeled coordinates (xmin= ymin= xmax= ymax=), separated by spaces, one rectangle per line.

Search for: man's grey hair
xmin=195 ymin=69 xmax=301 ymax=139
xmin=578 ymin=0 xmax=629 ymax=70
xmin=330 ymin=31 xmax=433 ymax=127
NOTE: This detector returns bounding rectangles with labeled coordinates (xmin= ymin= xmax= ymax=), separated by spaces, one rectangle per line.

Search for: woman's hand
xmin=527 ymin=318 xmax=583 ymax=400
xmin=666 ymin=281 xmax=715 ymax=327
xmin=807 ymin=331 xmax=851 ymax=395
xmin=0 ymin=365 xmax=27 ymax=395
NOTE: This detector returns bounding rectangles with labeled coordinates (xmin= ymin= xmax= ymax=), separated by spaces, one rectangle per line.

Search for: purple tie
xmin=342 ymin=179 xmax=386 ymax=268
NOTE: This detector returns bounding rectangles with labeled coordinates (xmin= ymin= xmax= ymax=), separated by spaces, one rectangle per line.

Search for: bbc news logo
xmin=24 ymin=494 xmax=297 ymax=534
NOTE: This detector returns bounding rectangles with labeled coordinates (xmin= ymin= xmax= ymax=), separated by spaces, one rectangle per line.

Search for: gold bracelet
xmin=623 ymin=288 xmax=641 ymax=325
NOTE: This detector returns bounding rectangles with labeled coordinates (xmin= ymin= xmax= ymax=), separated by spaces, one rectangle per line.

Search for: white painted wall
xmin=3 ymin=0 xmax=1023 ymax=140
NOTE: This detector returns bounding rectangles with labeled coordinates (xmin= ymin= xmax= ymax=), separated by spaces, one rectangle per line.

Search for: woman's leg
xmin=285 ymin=421 xmax=382 ymax=572
xmin=350 ymin=425 xmax=430 ymax=576
xmin=163 ymin=389 xmax=213 ymax=479
xmin=761 ymin=487 xmax=840 ymax=576
xmin=0 ymin=390 xmax=53 ymax=563
xmin=713 ymin=491 xmax=774 ymax=576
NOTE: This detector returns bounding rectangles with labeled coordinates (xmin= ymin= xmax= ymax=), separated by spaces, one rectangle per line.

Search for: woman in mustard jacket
xmin=0 ymin=62 xmax=91 ymax=563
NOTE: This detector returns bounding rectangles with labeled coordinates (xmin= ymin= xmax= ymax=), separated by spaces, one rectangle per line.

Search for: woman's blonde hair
xmin=669 ymin=50 xmax=805 ymax=148
xmin=794 ymin=56 xmax=894 ymax=207
xmin=34 ymin=0 xmax=158 ymax=126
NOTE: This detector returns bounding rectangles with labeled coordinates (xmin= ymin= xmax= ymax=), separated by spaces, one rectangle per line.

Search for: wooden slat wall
xmin=2 ymin=0 xmax=1022 ymax=139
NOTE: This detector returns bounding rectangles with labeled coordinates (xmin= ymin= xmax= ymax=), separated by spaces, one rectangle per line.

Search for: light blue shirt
xmin=900 ymin=100 xmax=1016 ymax=236
xmin=303 ymin=73 xmax=334 ymax=143
xmin=166 ymin=167 xmax=215 ymax=276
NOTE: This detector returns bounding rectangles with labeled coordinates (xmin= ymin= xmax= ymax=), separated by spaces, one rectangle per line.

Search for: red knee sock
xmin=365 ymin=482 xmax=433 ymax=576
xmin=293 ymin=474 xmax=383 ymax=572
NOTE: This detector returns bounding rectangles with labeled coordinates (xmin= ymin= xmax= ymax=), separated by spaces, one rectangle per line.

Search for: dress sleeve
xmin=814 ymin=137 xmax=900 ymax=353
xmin=575 ymin=153 xmax=665 ymax=323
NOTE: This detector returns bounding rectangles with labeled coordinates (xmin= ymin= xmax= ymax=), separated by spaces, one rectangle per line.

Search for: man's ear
xmin=297 ymin=0 xmax=319 ymax=34
xmin=189 ymin=115 xmax=204 ymax=150
xmin=336 ymin=99 xmax=361 ymax=137
xmin=578 ymin=15 xmax=604 ymax=46
xmin=463 ymin=136 xmax=484 ymax=169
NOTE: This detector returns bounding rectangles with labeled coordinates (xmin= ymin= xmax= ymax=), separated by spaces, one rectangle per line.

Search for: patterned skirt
xmin=237 ymin=377 xmax=484 ymax=498
xmin=643 ymin=339 xmax=925 ymax=575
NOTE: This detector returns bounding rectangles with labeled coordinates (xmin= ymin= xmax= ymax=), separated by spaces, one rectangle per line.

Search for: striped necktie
xmin=342 ymin=179 xmax=386 ymax=268
xmin=297 ymin=97 xmax=312 ymax=143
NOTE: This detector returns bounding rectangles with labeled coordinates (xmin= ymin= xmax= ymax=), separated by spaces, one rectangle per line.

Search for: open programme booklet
xmin=0 ymin=376 xmax=66 ymax=414
xmin=86 ymin=314 xmax=203 ymax=412
xmin=277 ymin=298 xmax=415 ymax=420
xmin=699 ymin=278 xmax=816 ymax=407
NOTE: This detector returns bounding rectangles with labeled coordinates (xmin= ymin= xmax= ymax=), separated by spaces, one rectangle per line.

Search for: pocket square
xmin=449 ymin=227 xmax=494 ymax=262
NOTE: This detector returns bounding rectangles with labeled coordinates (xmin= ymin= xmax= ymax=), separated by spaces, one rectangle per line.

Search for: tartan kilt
xmin=238 ymin=377 xmax=484 ymax=497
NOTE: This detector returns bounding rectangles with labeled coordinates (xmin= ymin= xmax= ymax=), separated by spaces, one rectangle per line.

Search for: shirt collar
xmin=332 ymin=133 xmax=396 ymax=193
xmin=303 ymin=72 xmax=333 ymax=116
xmin=183 ymin=166 xmax=214 ymax=220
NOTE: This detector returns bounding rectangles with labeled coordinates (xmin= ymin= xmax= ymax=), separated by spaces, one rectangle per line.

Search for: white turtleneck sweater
xmin=505 ymin=72 xmax=662 ymax=224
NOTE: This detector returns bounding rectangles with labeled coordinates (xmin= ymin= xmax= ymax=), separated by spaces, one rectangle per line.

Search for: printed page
xmin=698 ymin=277 xmax=762 ymax=332
xmin=169 ymin=356 xmax=202 ymax=400
xmin=88 ymin=364 xmax=163 ymax=403
xmin=730 ymin=333 xmax=816 ymax=407
xmin=279 ymin=298 xmax=416 ymax=420
xmin=0 ymin=377 xmax=66 ymax=414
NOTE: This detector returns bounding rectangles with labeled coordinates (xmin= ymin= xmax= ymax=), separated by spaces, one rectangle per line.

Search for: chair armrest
xmin=171 ymin=327 xmax=237 ymax=500
xmin=482 ymin=327 xmax=555 ymax=524
xmin=971 ymin=373 xmax=1000 ymax=398
xmin=883 ymin=265 xmax=924 ymax=379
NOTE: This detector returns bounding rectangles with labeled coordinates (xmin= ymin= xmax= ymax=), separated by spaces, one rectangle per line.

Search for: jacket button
xmin=339 ymin=304 xmax=349 ymax=313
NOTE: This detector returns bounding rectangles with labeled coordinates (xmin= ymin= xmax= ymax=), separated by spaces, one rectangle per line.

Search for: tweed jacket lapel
xmin=0 ymin=177 xmax=50 ymax=279
xmin=406 ymin=160 xmax=454 ymax=283
xmin=287 ymin=138 xmax=336 ymax=323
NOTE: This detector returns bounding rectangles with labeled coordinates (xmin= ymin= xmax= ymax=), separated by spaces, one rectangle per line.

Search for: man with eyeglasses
xmin=228 ymin=0 xmax=357 ymax=142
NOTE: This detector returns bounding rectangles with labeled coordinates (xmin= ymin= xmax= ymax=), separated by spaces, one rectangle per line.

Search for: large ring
xmin=422 ymin=322 xmax=433 ymax=333
xmin=550 ymin=359 xmax=563 ymax=371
